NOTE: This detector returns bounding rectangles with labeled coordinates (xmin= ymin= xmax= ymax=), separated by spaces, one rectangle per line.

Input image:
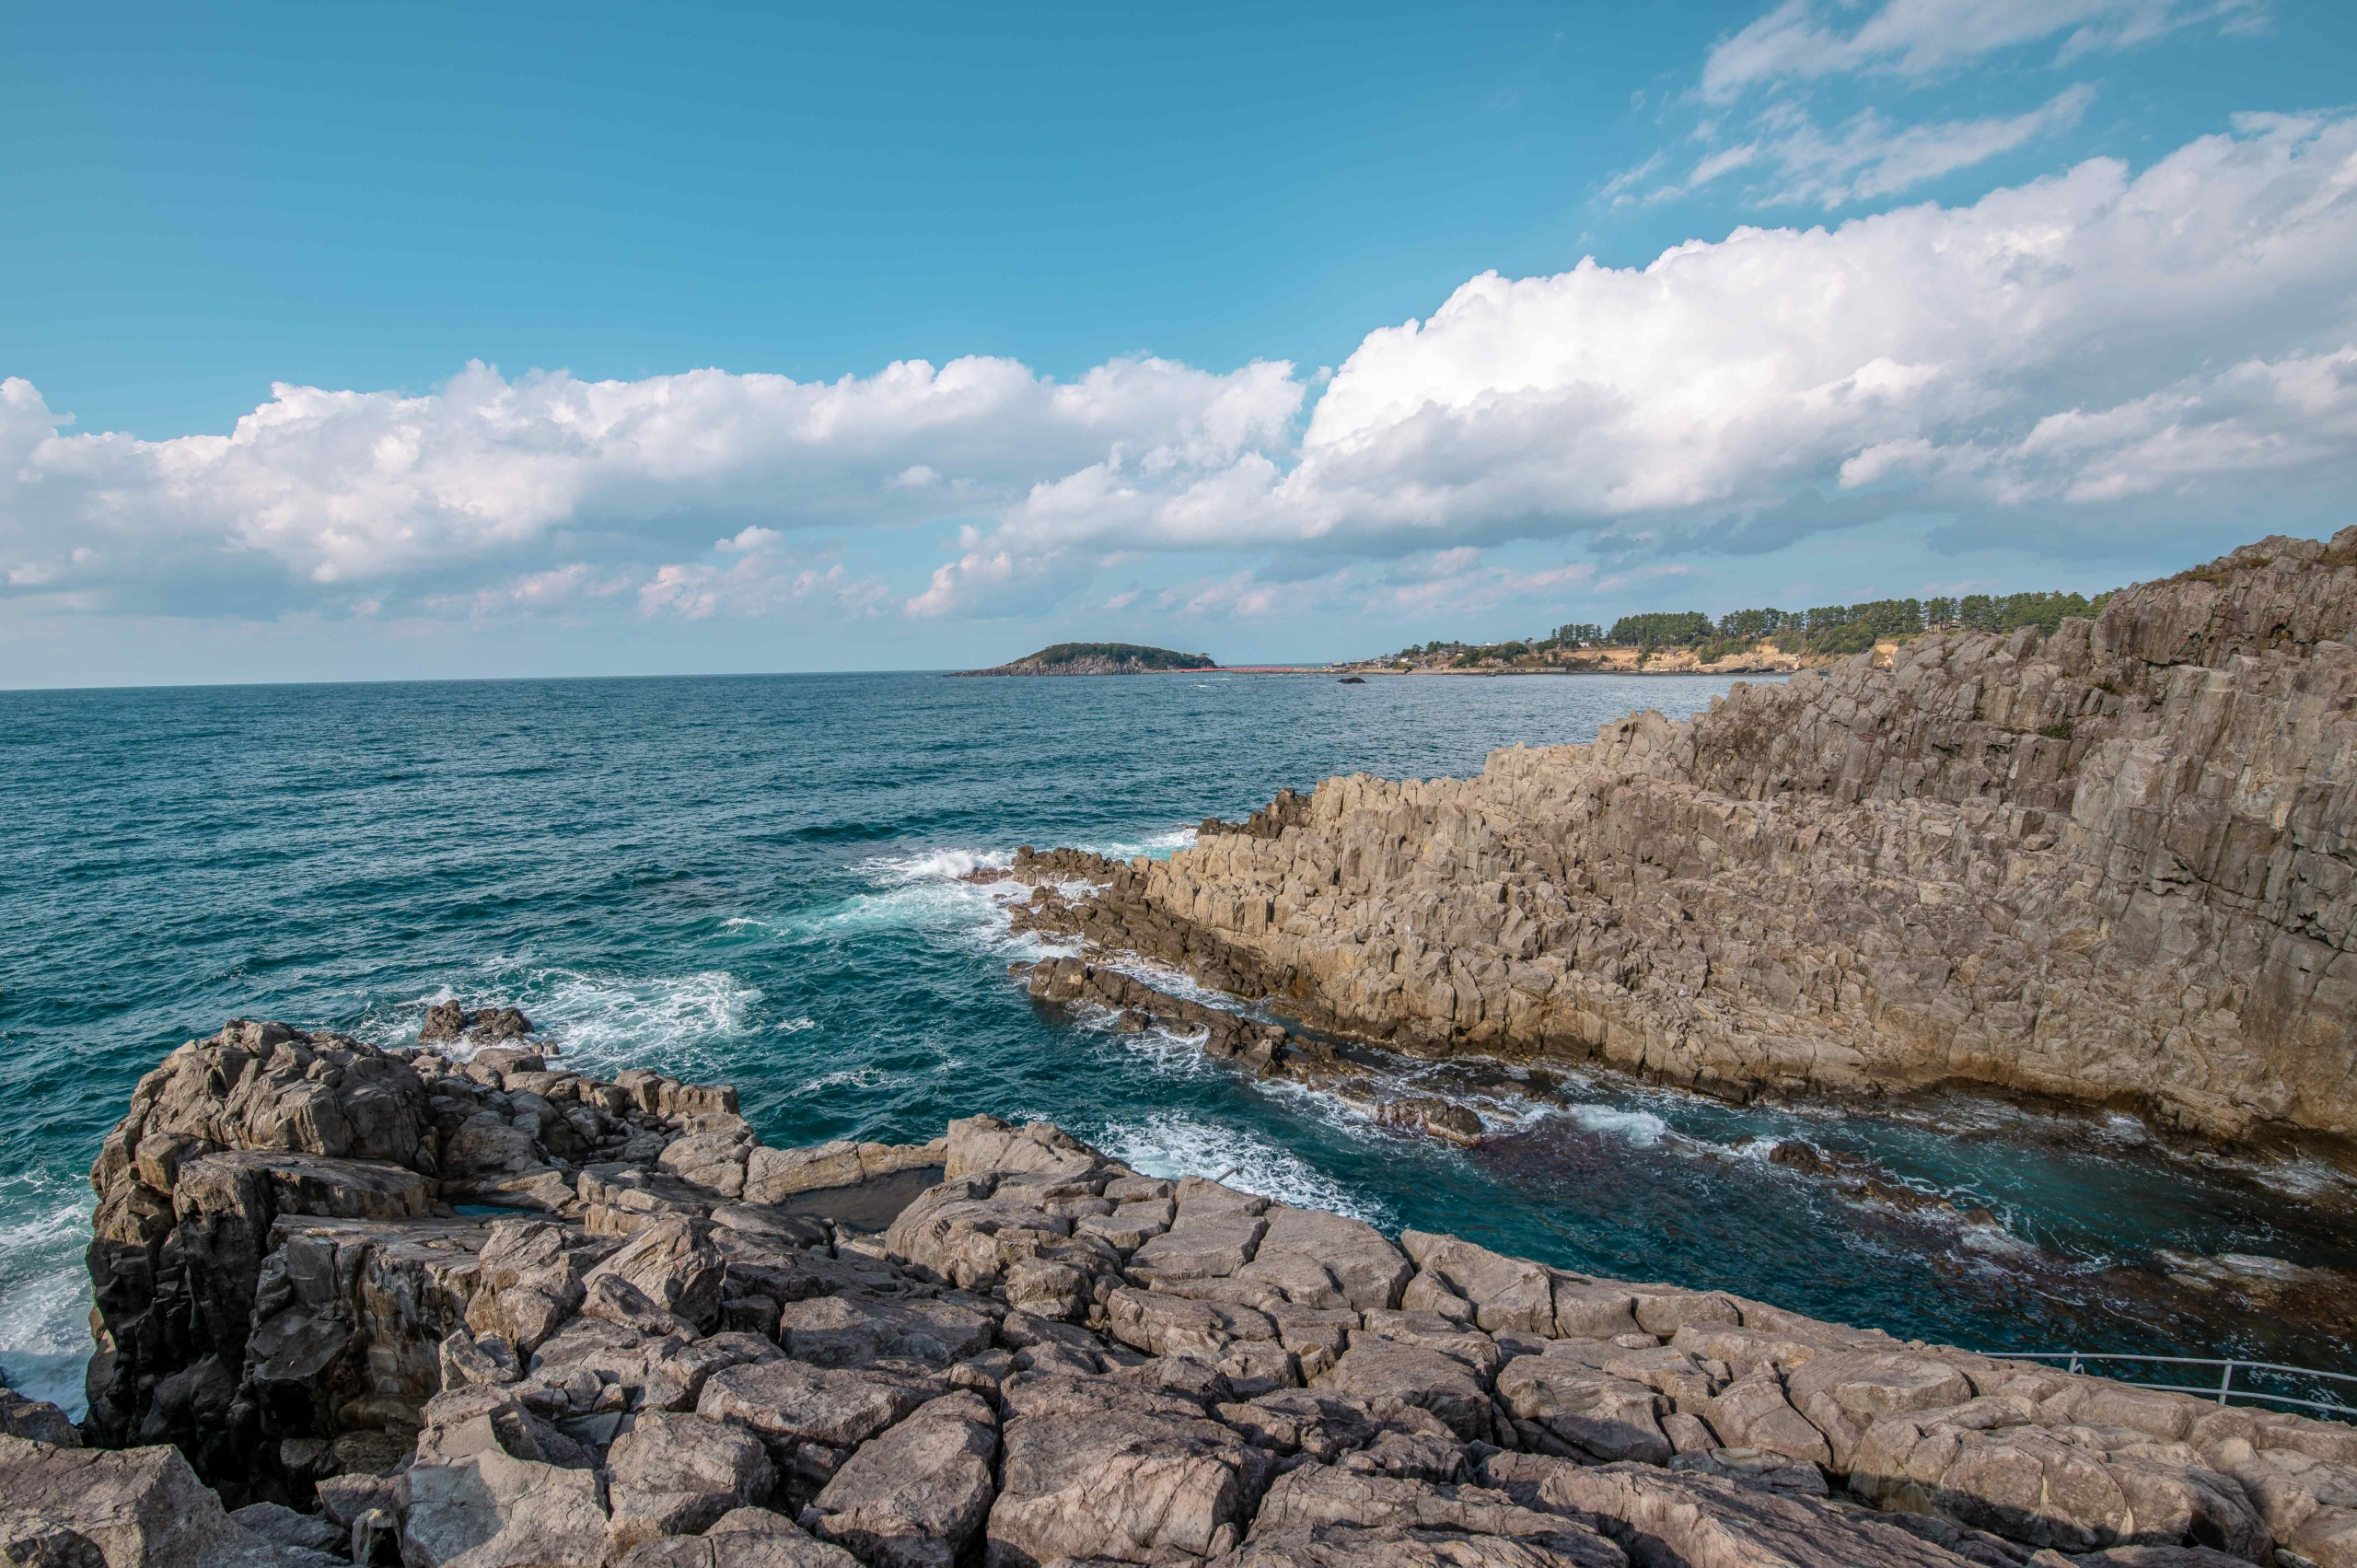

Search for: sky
xmin=4 ymin=0 xmax=2355 ymax=685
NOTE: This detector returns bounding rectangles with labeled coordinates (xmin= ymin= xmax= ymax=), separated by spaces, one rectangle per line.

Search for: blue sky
xmin=5 ymin=0 xmax=2354 ymax=683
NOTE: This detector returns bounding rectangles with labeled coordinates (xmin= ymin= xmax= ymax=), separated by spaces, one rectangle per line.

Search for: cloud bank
xmin=6 ymin=112 xmax=2354 ymax=631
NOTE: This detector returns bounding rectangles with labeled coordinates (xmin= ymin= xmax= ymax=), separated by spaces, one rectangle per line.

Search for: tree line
xmin=1573 ymin=590 xmax=2109 ymax=656
xmin=1385 ymin=588 xmax=2112 ymax=665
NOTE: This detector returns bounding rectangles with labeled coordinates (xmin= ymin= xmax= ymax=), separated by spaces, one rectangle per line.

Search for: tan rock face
xmin=1038 ymin=528 xmax=2357 ymax=1141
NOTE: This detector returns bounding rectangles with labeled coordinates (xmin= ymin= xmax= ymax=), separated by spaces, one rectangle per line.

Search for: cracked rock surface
xmin=8 ymin=1024 xmax=2357 ymax=1568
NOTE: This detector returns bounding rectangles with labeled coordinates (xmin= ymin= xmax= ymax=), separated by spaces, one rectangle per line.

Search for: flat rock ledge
xmin=8 ymin=1020 xmax=2357 ymax=1568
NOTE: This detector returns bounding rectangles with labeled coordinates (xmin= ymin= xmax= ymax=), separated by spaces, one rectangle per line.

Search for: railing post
xmin=2219 ymin=1362 xmax=2235 ymax=1405
xmin=2067 ymin=1353 xmax=2081 ymax=1376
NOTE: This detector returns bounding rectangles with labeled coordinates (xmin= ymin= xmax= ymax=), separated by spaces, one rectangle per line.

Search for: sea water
xmin=4 ymin=671 xmax=2351 ymax=1415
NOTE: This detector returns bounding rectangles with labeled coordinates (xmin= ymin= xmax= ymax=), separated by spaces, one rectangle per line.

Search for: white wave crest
xmin=865 ymin=847 xmax=1013 ymax=884
xmin=1560 ymin=1103 xmax=1672 ymax=1148
xmin=377 ymin=962 xmax=768 ymax=1079
xmin=0 ymin=1169 xmax=99 ymax=1416
xmin=1097 ymin=1112 xmax=1385 ymax=1225
xmin=1082 ymin=825 xmax=1200 ymax=862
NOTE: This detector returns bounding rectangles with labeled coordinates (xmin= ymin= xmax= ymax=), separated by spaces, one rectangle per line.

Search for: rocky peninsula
xmin=1007 ymin=528 xmax=2357 ymax=1147
xmin=6 ymin=1015 xmax=2357 ymax=1568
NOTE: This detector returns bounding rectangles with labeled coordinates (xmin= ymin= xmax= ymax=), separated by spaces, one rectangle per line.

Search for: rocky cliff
xmin=9 ymin=1019 xmax=2357 ymax=1567
xmin=1028 ymin=528 xmax=2357 ymax=1144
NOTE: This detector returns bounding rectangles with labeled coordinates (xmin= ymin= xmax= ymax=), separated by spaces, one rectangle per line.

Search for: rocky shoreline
xmin=6 ymin=1016 xmax=2357 ymax=1568
xmin=1002 ymin=529 xmax=2357 ymax=1150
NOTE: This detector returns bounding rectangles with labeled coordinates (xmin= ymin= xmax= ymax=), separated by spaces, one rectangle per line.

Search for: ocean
xmin=4 ymin=670 xmax=2351 ymax=1415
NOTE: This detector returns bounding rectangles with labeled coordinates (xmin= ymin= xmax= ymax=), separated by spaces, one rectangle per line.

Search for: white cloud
xmin=1609 ymin=0 xmax=2265 ymax=214
xmin=904 ymin=540 xmax=1097 ymax=620
xmin=1631 ymin=87 xmax=2096 ymax=210
xmin=932 ymin=112 xmax=2357 ymax=575
xmin=0 ymin=354 xmax=1300 ymax=618
xmin=1701 ymin=0 xmax=2265 ymax=99
xmin=417 ymin=563 xmax=635 ymax=621
xmin=7 ymin=114 xmax=2355 ymax=633
xmin=640 ymin=544 xmax=892 ymax=621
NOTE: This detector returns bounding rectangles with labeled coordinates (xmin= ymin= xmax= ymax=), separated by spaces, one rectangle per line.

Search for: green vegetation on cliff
xmin=1376 ymin=585 xmax=2114 ymax=668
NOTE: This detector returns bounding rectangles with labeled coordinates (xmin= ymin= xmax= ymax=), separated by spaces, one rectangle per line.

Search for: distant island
xmin=950 ymin=641 xmax=1217 ymax=676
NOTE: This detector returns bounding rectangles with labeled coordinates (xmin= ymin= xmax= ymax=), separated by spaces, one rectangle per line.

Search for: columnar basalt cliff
xmin=10 ymin=1019 xmax=2357 ymax=1568
xmin=1025 ymin=529 xmax=2357 ymax=1144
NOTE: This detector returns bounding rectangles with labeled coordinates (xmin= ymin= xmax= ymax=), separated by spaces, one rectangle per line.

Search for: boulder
xmin=1626 ymin=1290 xmax=1740 ymax=1338
xmin=1216 ymin=1389 xmax=1387 ymax=1463
xmin=584 ymin=1217 xmax=726 ymax=1334
xmin=1667 ymin=1447 xmax=1829 ymax=1498
xmin=804 ymin=1390 xmax=998 ymax=1568
xmin=1782 ymin=1351 xmax=1974 ymax=1469
xmin=1129 ymin=1213 xmax=1269 ymax=1284
xmin=1241 ymin=1209 xmax=1411 ymax=1310
xmin=401 ymin=1441 xmax=610 ymax=1568
xmin=1108 ymin=1289 xmax=1273 ymax=1360
xmin=1701 ymin=1370 xmax=1829 ymax=1467
xmin=0 ymin=1388 xmax=81 ymax=1447
xmin=773 ymin=1295 xmax=995 ymax=1368
xmin=1357 ymin=1312 xmax=1506 ymax=1377
xmin=1519 ymin=1458 xmax=1976 ymax=1568
xmin=986 ymin=1373 xmax=1271 ymax=1566
xmin=581 ymin=1272 xmax=701 ymax=1338
xmin=1494 ymin=1357 xmax=1668 ymax=1466
xmin=1318 ymin=1340 xmax=1497 ymax=1445
xmin=1850 ymin=1411 xmax=2269 ymax=1559
xmin=0 ymin=1435 xmax=301 ymax=1568
xmin=696 ymin=1361 xmax=946 ymax=1454
xmin=659 ymin=1132 xmax=755 ymax=1201
xmin=1548 ymin=1283 xmax=1639 ymax=1341
xmin=1398 ymin=1235 xmax=1555 ymax=1336
xmin=744 ymin=1144 xmax=866 ymax=1204
xmin=607 ymin=1411 xmax=776 ymax=1554
xmin=942 ymin=1116 xmax=1097 ymax=1181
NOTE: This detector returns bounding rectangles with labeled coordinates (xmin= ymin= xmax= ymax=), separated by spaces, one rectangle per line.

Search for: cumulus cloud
xmin=0 ymin=354 xmax=1300 ymax=618
xmin=7 ymin=112 xmax=2355 ymax=633
xmin=912 ymin=110 xmax=2355 ymax=607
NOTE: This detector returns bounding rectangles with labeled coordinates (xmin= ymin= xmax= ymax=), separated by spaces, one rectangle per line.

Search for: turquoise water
xmin=4 ymin=671 xmax=2352 ymax=1415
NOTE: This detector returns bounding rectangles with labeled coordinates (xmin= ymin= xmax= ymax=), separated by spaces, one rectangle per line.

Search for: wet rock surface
xmin=1007 ymin=528 xmax=2357 ymax=1144
xmin=13 ymin=1034 xmax=2357 ymax=1568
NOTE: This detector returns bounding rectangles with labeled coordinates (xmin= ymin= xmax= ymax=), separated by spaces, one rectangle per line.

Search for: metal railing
xmin=1989 ymin=1352 xmax=2357 ymax=1420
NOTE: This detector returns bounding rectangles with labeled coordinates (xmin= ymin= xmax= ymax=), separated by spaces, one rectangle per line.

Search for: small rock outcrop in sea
xmin=950 ymin=642 xmax=1218 ymax=677
xmin=11 ymin=1021 xmax=2357 ymax=1567
xmin=1017 ymin=528 xmax=2357 ymax=1144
